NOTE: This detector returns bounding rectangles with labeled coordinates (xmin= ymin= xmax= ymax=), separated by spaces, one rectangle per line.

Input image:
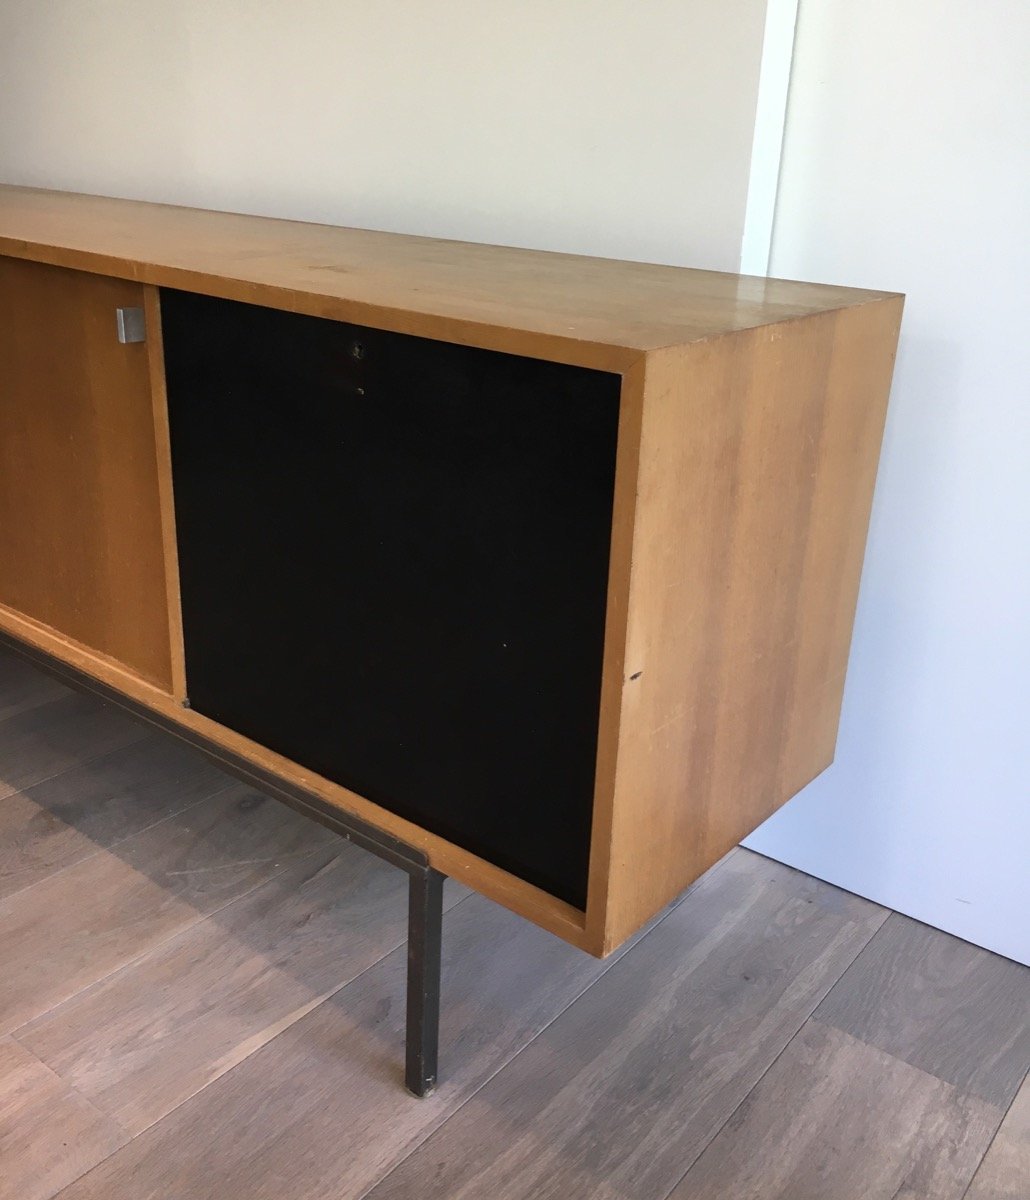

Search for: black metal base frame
xmin=0 ymin=631 xmax=446 ymax=1098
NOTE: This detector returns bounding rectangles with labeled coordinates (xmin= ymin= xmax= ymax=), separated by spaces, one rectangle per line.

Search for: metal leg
xmin=405 ymin=867 xmax=445 ymax=1097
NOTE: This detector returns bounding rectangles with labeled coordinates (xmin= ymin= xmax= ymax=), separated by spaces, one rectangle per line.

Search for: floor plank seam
xmin=3 ymin=840 xmax=340 ymax=1040
xmin=6 ymin=1031 xmax=132 ymax=1132
xmin=0 ymin=770 xmax=242 ymax=906
xmin=39 ymin=886 xmax=481 ymax=1200
xmin=10 ymin=1017 xmax=174 ymax=1143
xmin=75 ymin=885 xmax=481 ymax=1152
xmin=48 ymin=1127 xmax=135 ymax=1200
xmin=0 ymin=695 xmax=71 ymax=728
xmin=350 ymin=849 xmax=745 ymax=1200
xmin=957 ymin=1060 xmax=1030 ymax=1200
xmin=0 ymin=704 xmax=152 ymax=804
xmin=810 ymin=903 xmax=895 ymax=1010
xmin=654 ymin=903 xmax=894 ymax=1200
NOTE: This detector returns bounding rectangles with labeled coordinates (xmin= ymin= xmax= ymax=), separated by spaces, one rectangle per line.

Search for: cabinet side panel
xmin=603 ymin=298 xmax=903 ymax=949
xmin=0 ymin=257 xmax=174 ymax=689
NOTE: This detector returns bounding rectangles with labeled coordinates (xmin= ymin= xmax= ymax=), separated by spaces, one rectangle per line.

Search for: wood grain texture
xmin=0 ymin=257 xmax=174 ymax=689
xmin=964 ymin=1073 xmax=1030 ymax=1200
xmin=20 ymin=849 xmax=467 ymax=1134
xmin=53 ymin=888 xmax=659 ymax=1200
xmin=0 ymin=735 xmax=240 ymax=900
xmin=0 ymin=787 xmax=336 ymax=1034
xmin=0 ymin=1038 xmax=126 ymax=1200
xmin=592 ymin=297 xmax=904 ymax=950
xmin=0 ymin=185 xmax=895 ymax=370
xmin=671 ymin=1021 xmax=1000 ymax=1200
xmin=0 ymin=692 xmax=147 ymax=803
xmin=366 ymin=852 xmax=885 ymax=1200
xmin=816 ymin=913 xmax=1030 ymax=1108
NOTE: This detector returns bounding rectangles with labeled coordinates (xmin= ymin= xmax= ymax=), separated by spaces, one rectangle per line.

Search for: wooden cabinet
xmin=0 ymin=185 xmax=903 ymax=956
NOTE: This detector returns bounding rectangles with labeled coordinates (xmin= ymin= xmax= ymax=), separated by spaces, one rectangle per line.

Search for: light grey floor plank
xmin=1 ymin=655 xmax=1014 ymax=1199
xmin=20 ymin=849 xmax=467 ymax=1135
xmin=0 ymin=788 xmax=336 ymax=1034
xmin=816 ymin=912 xmax=1030 ymax=1107
xmin=964 ymin=1072 xmax=1030 ymax=1200
xmin=0 ymin=692 xmax=147 ymax=802
xmin=51 ymin=881 xmax=667 ymax=1200
xmin=365 ymin=852 xmax=886 ymax=1200
xmin=0 ymin=651 xmax=70 ymax=724
xmin=0 ymin=1036 xmax=127 ymax=1200
xmin=670 ymin=1020 xmax=1000 ymax=1200
xmin=0 ymin=735 xmax=241 ymax=900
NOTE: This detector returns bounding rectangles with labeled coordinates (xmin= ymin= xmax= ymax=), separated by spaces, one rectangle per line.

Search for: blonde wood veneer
xmin=0 ymin=184 xmax=895 ymax=369
xmin=591 ymin=300 xmax=903 ymax=951
xmin=0 ymin=257 xmax=175 ymax=690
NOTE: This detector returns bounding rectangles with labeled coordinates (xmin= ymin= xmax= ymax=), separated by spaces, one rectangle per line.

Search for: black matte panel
xmin=161 ymin=289 xmax=620 ymax=908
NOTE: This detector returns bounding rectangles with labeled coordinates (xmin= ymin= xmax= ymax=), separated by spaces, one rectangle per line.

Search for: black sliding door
xmin=161 ymin=289 xmax=620 ymax=908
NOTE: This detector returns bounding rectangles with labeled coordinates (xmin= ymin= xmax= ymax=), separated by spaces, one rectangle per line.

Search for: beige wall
xmin=0 ymin=1 xmax=769 ymax=270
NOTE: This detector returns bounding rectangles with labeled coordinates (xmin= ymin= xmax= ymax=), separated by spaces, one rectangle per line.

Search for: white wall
xmin=746 ymin=0 xmax=1030 ymax=964
xmin=0 ymin=0 xmax=768 ymax=271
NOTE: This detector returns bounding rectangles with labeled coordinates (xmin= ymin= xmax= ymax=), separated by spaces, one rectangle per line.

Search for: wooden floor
xmin=0 ymin=649 xmax=1027 ymax=1200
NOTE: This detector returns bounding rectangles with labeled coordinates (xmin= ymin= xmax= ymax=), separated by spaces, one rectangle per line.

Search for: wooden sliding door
xmin=0 ymin=257 xmax=175 ymax=689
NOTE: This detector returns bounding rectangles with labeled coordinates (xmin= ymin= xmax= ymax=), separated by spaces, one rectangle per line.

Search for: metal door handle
xmin=115 ymin=306 xmax=146 ymax=344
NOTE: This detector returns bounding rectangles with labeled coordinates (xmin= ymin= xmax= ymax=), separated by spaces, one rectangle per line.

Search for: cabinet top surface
xmin=0 ymin=185 xmax=897 ymax=366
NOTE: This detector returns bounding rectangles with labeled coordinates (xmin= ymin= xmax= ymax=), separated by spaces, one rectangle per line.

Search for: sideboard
xmin=0 ymin=184 xmax=903 ymax=1092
